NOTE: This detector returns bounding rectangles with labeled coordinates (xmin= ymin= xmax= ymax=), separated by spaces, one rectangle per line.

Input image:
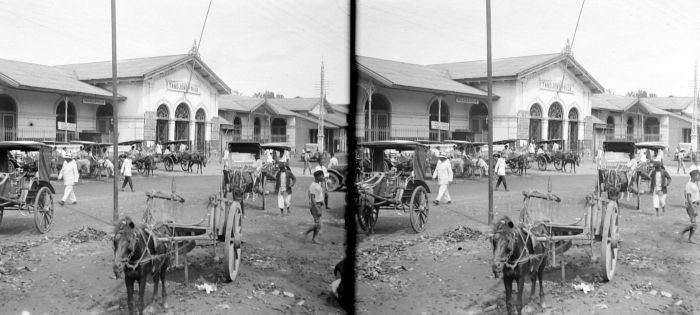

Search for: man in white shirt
xmin=432 ymin=152 xmax=453 ymax=205
xmin=676 ymin=144 xmax=686 ymax=174
xmin=314 ymin=158 xmax=330 ymax=209
xmin=57 ymin=154 xmax=79 ymax=206
xmin=552 ymin=141 xmax=560 ymax=152
xmin=327 ymin=153 xmax=339 ymax=169
xmin=494 ymin=153 xmax=508 ymax=191
xmin=528 ymin=142 xmax=536 ymax=155
xmin=682 ymin=169 xmax=700 ymax=243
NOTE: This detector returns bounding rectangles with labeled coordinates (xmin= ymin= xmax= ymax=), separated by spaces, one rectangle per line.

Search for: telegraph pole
xmin=318 ymin=61 xmax=325 ymax=152
xmin=111 ymin=0 xmax=119 ymax=222
xmin=486 ymin=0 xmax=494 ymax=225
xmin=693 ymin=61 xmax=698 ymax=152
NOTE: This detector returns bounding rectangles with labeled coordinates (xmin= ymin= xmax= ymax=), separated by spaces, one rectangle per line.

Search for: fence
xmin=604 ymin=133 xmax=660 ymax=142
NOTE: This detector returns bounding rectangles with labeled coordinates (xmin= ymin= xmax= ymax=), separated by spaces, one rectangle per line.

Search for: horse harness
xmin=121 ymin=227 xmax=169 ymax=272
xmin=502 ymin=226 xmax=547 ymax=270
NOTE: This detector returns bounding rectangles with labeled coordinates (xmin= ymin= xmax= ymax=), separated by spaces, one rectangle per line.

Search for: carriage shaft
xmin=533 ymin=234 xmax=589 ymax=242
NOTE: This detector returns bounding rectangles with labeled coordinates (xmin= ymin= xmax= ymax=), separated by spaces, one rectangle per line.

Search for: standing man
xmin=305 ymin=170 xmax=325 ymax=244
xmin=327 ymin=152 xmax=339 ymax=169
xmin=432 ymin=152 xmax=453 ymax=205
xmin=676 ymin=144 xmax=686 ymax=174
xmin=314 ymin=158 xmax=330 ymax=209
xmin=650 ymin=162 xmax=672 ymax=216
xmin=155 ymin=142 xmax=162 ymax=157
xmin=552 ymin=141 xmax=560 ymax=153
xmin=682 ymin=170 xmax=700 ymax=243
xmin=57 ymin=153 xmax=79 ymax=206
xmin=302 ymin=149 xmax=312 ymax=175
xmin=494 ymin=153 xmax=508 ymax=191
xmin=120 ymin=154 xmax=135 ymax=192
xmin=275 ymin=162 xmax=296 ymax=216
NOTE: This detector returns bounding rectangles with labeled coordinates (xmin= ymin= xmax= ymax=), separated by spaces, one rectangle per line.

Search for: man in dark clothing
xmin=650 ymin=162 xmax=672 ymax=216
xmin=275 ymin=162 xmax=296 ymax=216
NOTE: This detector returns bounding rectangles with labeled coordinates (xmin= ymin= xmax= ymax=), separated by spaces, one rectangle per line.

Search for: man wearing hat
xmin=682 ymin=169 xmax=700 ymax=243
xmin=494 ymin=153 xmax=508 ymax=191
xmin=120 ymin=154 xmax=135 ymax=192
xmin=305 ymin=170 xmax=326 ymax=243
xmin=302 ymin=149 xmax=312 ymax=175
xmin=432 ymin=152 xmax=453 ymax=205
xmin=57 ymin=153 xmax=79 ymax=206
xmin=275 ymin=161 xmax=296 ymax=216
xmin=649 ymin=161 xmax=672 ymax=215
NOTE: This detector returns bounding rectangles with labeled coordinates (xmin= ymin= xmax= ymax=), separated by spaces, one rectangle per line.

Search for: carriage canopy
xmin=0 ymin=141 xmax=52 ymax=181
xmin=228 ymin=142 xmax=261 ymax=154
xmin=359 ymin=140 xmax=428 ymax=182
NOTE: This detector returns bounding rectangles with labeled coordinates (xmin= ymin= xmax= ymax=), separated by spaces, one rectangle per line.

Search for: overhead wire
xmin=184 ymin=0 xmax=214 ymax=99
xmin=556 ymin=0 xmax=586 ymax=97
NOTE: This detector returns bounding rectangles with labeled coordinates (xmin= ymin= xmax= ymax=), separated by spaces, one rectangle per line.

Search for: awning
xmin=590 ymin=115 xmax=607 ymax=129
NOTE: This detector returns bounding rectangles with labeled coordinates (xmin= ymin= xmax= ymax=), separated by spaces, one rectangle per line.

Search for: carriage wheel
xmin=526 ymin=157 xmax=533 ymax=169
xmin=600 ymin=201 xmax=619 ymax=281
xmin=33 ymin=187 xmax=54 ymax=234
xmin=260 ymin=176 xmax=266 ymax=210
xmin=635 ymin=174 xmax=641 ymax=210
xmin=164 ymin=158 xmax=174 ymax=172
xmin=223 ymin=202 xmax=243 ymax=282
xmin=537 ymin=157 xmax=547 ymax=171
xmin=553 ymin=158 xmax=563 ymax=171
xmin=136 ymin=163 xmax=145 ymax=175
xmin=180 ymin=160 xmax=188 ymax=171
xmin=327 ymin=172 xmax=341 ymax=192
xmin=409 ymin=186 xmax=429 ymax=233
xmin=356 ymin=202 xmax=378 ymax=234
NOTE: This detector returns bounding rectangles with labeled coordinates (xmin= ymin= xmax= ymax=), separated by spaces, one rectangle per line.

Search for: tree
xmin=252 ymin=90 xmax=284 ymax=98
xmin=626 ymin=90 xmax=656 ymax=98
xmin=604 ymin=88 xmax=615 ymax=95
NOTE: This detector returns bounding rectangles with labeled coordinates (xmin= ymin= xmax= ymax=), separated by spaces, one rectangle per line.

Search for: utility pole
xmin=486 ymin=0 xmax=494 ymax=225
xmin=111 ymin=0 xmax=119 ymax=222
xmin=318 ymin=61 xmax=325 ymax=152
xmin=693 ymin=61 xmax=698 ymax=152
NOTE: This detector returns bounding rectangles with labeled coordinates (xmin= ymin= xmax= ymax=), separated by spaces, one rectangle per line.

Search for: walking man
xmin=682 ymin=169 xmax=699 ymax=243
xmin=302 ymin=150 xmax=312 ymax=175
xmin=314 ymin=158 xmax=330 ymax=209
xmin=121 ymin=154 xmax=135 ymax=192
xmin=57 ymin=153 xmax=79 ymax=206
xmin=495 ymin=153 xmax=508 ymax=191
xmin=275 ymin=162 xmax=296 ymax=216
xmin=676 ymin=144 xmax=686 ymax=174
xmin=650 ymin=162 xmax=672 ymax=216
xmin=432 ymin=152 xmax=453 ymax=205
xmin=305 ymin=170 xmax=325 ymax=244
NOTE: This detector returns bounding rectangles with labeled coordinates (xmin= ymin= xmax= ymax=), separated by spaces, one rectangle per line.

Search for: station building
xmin=0 ymin=51 xmax=230 ymax=153
xmin=356 ymin=48 xmax=606 ymax=152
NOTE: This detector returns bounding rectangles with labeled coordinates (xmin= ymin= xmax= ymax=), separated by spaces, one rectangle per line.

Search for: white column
xmin=168 ymin=120 xmax=175 ymax=141
xmin=562 ymin=119 xmax=569 ymax=148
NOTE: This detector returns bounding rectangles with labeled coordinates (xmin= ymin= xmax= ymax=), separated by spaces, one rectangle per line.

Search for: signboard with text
xmin=430 ymin=121 xmax=450 ymax=131
xmin=143 ymin=111 xmax=156 ymax=141
xmin=517 ymin=110 xmax=530 ymax=139
xmin=166 ymin=80 xmax=201 ymax=94
xmin=539 ymin=79 xmax=573 ymax=94
xmin=57 ymin=121 xmax=77 ymax=132
xmin=455 ymin=96 xmax=479 ymax=104
xmin=82 ymin=97 xmax=106 ymax=106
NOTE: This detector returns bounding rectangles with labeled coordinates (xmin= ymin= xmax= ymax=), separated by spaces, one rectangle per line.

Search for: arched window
xmin=470 ymin=103 xmax=489 ymax=142
xmin=568 ymin=108 xmax=579 ymax=151
xmin=644 ymin=117 xmax=660 ymax=141
xmin=174 ymin=103 xmax=190 ymax=140
xmin=195 ymin=109 xmax=206 ymax=151
xmin=233 ymin=117 xmax=242 ymax=140
xmin=626 ymin=117 xmax=634 ymax=139
xmin=364 ymin=94 xmax=391 ymax=141
xmin=156 ymin=104 xmax=170 ymax=143
xmin=96 ymin=104 xmax=113 ymax=136
xmin=56 ymin=100 xmax=77 ymax=142
xmin=0 ymin=94 xmax=17 ymax=141
xmin=271 ymin=118 xmax=287 ymax=142
xmin=529 ymin=103 xmax=543 ymax=142
xmin=429 ymin=99 xmax=450 ymax=141
xmin=606 ymin=116 xmax=615 ymax=139
xmin=547 ymin=102 xmax=563 ymax=140
xmin=253 ymin=117 xmax=261 ymax=141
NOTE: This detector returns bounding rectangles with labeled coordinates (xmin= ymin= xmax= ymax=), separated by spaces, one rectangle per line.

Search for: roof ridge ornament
xmin=562 ymin=39 xmax=572 ymax=56
xmin=188 ymin=40 xmax=199 ymax=58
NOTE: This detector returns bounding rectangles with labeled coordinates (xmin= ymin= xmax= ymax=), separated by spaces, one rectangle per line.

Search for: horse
xmin=137 ymin=155 xmax=155 ymax=177
xmin=95 ymin=158 xmax=114 ymax=179
xmin=450 ymin=157 xmax=466 ymax=176
xmin=491 ymin=216 xmax=548 ymax=315
xmin=598 ymin=168 xmax=631 ymax=201
xmin=511 ymin=155 xmax=528 ymax=176
xmin=187 ymin=152 xmax=207 ymax=174
xmin=113 ymin=216 xmax=171 ymax=315
xmin=560 ymin=152 xmax=580 ymax=173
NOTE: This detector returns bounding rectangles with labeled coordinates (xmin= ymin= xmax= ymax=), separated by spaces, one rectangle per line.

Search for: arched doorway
xmin=606 ymin=116 xmax=615 ymax=139
xmin=428 ymin=99 xmax=450 ymax=141
xmin=96 ymin=103 xmax=113 ymax=142
xmin=271 ymin=118 xmax=287 ymax=142
xmin=156 ymin=104 xmax=170 ymax=143
xmin=644 ymin=117 xmax=660 ymax=141
xmin=626 ymin=117 xmax=634 ymax=140
xmin=0 ymin=94 xmax=17 ymax=141
xmin=174 ymin=103 xmax=190 ymax=141
xmin=195 ymin=109 xmax=206 ymax=152
xmin=253 ymin=118 xmax=261 ymax=141
xmin=568 ymin=108 xmax=579 ymax=151
xmin=529 ymin=104 xmax=543 ymax=142
xmin=548 ymin=102 xmax=563 ymax=141
xmin=364 ymin=94 xmax=391 ymax=141
xmin=233 ymin=117 xmax=242 ymax=141
xmin=56 ymin=100 xmax=77 ymax=142
xmin=470 ymin=103 xmax=488 ymax=142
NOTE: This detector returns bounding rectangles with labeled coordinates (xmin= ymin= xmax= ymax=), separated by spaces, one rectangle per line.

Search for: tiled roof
xmin=56 ymin=54 xmax=231 ymax=94
xmin=294 ymin=113 xmax=340 ymax=129
xmin=267 ymin=97 xmax=325 ymax=112
xmin=357 ymin=56 xmax=490 ymax=98
xmin=310 ymin=112 xmax=348 ymax=127
xmin=0 ymin=58 xmax=117 ymax=99
xmin=265 ymin=101 xmax=298 ymax=116
xmin=332 ymin=104 xmax=349 ymax=114
xmin=218 ymin=95 xmax=264 ymax=112
xmin=592 ymin=94 xmax=669 ymax=116
xmin=430 ymin=53 xmax=561 ymax=79
xmin=641 ymin=97 xmax=694 ymax=111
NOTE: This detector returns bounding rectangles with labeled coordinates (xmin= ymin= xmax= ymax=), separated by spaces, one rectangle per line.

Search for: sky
xmin=0 ymin=0 xmax=350 ymax=103
xmin=357 ymin=0 xmax=700 ymax=97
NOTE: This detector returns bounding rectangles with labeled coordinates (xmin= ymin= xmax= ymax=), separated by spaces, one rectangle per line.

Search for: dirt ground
xmin=355 ymin=168 xmax=700 ymax=315
xmin=0 ymin=162 xmax=348 ymax=315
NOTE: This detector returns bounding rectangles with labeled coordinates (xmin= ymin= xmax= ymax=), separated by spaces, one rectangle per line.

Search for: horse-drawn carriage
xmin=534 ymin=139 xmax=565 ymax=171
xmin=70 ymin=140 xmax=116 ymax=178
xmin=223 ymin=141 xmax=267 ymax=213
xmin=597 ymin=140 xmax=648 ymax=209
xmin=117 ymin=140 xmax=159 ymax=176
xmin=0 ymin=141 xmax=55 ymax=233
xmin=444 ymin=140 xmax=488 ymax=177
xmin=356 ymin=140 xmax=431 ymax=234
xmin=160 ymin=139 xmax=190 ymax=171
xmin=493 ymin=139 xmax=531 ymax=175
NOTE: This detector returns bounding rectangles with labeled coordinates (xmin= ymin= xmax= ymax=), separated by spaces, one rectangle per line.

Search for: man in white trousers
xmin=432 ymin=152 xmax=453 ymax=205
xmin=57 ymin=153 xmax=79 ymax=206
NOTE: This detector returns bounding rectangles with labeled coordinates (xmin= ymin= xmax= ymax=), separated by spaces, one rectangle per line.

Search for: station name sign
xmin=456 ymin=96 xmax=479 ymax=104
xmin=167 ymin=80 xmax=201 ymax=94
xmin=57 ymin=121 xmax=77 ymax=132
xmin=83 ymin=97 xmax=106 ymax=106
xmin=539 ymin=79 xmax=573 ymax=94
xmin=430 ymin=121 xmax=450 ymax=131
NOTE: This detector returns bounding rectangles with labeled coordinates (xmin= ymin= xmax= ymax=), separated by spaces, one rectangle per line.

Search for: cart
xmin=260 ymin=142 xmax=292 ymax=181
xmin=597 ymin=140 xmax=642 ymax=209
xmin=0 ymin=141 xmax=56 ymax=233
xmin=634 ymin=142 xmax=666 ymax=194
xmin=534 ymin=139 xmax=565 ymax=171
xmin=161 ymin=140 xmax=191 ymax=172
xmin=444 ymin=140 xmax=487 ymax=177
xmin=118 ymin=140 xmax=159 ymax=175
xmin=223 ymin=142 xmax=266 ymax=212
xmin=494 ymin=139 xmax=530 ymax=173
xmin=519 ymin=178 xmax=620 ymax=282
xmin=356 ymin=140 xmax=431 ymax=234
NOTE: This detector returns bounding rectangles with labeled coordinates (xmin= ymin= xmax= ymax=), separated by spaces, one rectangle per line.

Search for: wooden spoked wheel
xmin=224 ymin=202 xmax=242 ymax=282
xmin=33 ymin=187 xmax=54 ymax=234
xmin=136 ymin=162 xmax=145 ymax=175
xmin=600 ymin=201 xmax=619 ymax=281
xmin=164 ymin=158 xmax=174 ymax=171
xmin=553 ymin=158 xmax=563 ymax=171
xmin=409 ymin=186 xmax=429 ymax=233
xmin=358 ymin=204 xmax=378 ymax=235
xmin=327 ymin=172 xmax=341 ymax=192
xmin=180 ymin=160 xmax=188 ymax=171
xmin=537 ymin=157 xmax=547 ymax=171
